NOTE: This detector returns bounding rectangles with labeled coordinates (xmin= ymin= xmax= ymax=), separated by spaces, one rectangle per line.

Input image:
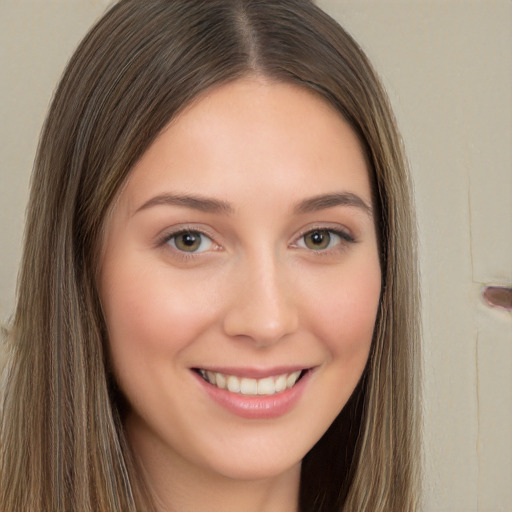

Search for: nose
xmin=222 ymin=253 xmax=299 ymax=347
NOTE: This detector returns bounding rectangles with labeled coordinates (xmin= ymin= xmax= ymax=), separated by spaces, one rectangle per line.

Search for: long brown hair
xmin=0 ymin=1 xmax=421 ymax=510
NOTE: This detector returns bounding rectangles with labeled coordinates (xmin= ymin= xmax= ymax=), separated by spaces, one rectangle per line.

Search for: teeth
xmin=275 ymin=374 xmax=287 ymax=393
xmin=216 ymin=372 xmax=226 ymax=389
xmin=286 ymin=371 xmax=301 ymax=388
xmin=227 ymin=375 xmax=241 ymax=393
xmin=240 ymin=378 xmax=258 ymax=395
xmin=198 ymin=369 xmax=304 ymax=396
xmin=257 ymin=377 xmax=274 ymax=395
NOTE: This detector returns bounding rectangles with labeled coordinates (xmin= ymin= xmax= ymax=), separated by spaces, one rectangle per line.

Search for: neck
xmin=151 ymin=465 xmax=300 ymax=512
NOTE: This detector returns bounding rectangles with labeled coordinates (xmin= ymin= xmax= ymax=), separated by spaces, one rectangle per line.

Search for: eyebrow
xmin=294 ymin=192 xmax=373 ymax=217
xmin=134 ymin=193 xmax=235 ymax=215
xmin=134 ymin=191 xmax=372 ymax=217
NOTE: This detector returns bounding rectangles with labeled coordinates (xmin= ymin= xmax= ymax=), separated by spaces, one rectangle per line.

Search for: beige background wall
xmin=1 ymin=1 xmax=511 ymax=510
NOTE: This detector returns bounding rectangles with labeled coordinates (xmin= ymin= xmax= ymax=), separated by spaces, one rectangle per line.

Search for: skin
xmin=99 ymin=77 xmax=382 ymax=512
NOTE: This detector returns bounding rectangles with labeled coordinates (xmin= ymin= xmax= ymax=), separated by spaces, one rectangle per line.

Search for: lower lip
xmin=193 ymin=370 xmax=311 ymax=419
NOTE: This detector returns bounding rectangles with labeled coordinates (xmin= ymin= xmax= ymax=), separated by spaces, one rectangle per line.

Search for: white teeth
xmin=275 ymin=374 xmax=287 ymax=393
xmin=227 ymin=375 xmax=241 ymax=393
xmin=240 ymin=378 xmax=258 ymax=395
xmin=216 ymin=372 xmax=226 ymax=389
xmin=286 ymin=370 xmax=301 ymax=388
xmin=198 ymin=369 xmax=305 ymax=396
xmin=257 ymin=377 xmax=275 ymax=395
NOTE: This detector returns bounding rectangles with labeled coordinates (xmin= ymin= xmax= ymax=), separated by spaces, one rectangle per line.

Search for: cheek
xmin=291 ymin=259 xmax=381 ymax=447
xmin=100 ymin=255 xmax=217 ymax=371
xmin=305 ymin=258 xmax=381 ymax=361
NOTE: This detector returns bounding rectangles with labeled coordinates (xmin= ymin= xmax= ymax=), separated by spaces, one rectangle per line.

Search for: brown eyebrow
xmin=293 ymin=192 xmax=373 ymax=217
xmin=134 ymin=193 xmax=234 ymax=215
xmin=134 ymin=191 xmax=372 ymax=218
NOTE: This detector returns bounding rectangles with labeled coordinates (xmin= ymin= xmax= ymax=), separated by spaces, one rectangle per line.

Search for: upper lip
xmin=192 ymin=366 xmax=312 ymax=379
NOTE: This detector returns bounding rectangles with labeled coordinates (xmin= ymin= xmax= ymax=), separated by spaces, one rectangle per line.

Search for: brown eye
xmin=168 ymin=231 xmax=213 ymax=253
xmin=303 ymin=230 xmax=332 ymax=250
xmin=298 ymin=229 xmax=354 ymax=251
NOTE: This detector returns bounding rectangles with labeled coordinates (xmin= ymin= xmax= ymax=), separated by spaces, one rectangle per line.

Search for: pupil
xmin=305 ymin=230 xmax=330 ymax=250
xmin=311 ymin=231 xmax=324 ymax=245
xmin=182 ymin=233 xmax=197 ymax=246
xmin=175 ymin=231 xmax=201 ymax=251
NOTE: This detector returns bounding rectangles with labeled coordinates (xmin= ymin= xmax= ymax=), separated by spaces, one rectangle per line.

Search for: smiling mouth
xmin=194 ymin=369 xmax=307 ymax=396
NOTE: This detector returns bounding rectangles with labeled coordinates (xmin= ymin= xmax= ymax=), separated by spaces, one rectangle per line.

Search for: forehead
xmin=120 ymin=77 xmax=372 ymax=214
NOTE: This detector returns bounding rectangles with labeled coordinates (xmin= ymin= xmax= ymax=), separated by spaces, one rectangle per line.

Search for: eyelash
xmin=157 ymin=227 xmax=219 ymax=259
xmin=294 ymin=227 xmax=356 ymax=252
xmin=157 ymin=226 xmax=355 ymax=259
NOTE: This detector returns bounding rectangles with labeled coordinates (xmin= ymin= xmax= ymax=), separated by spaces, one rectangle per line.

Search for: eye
xmin=297 ymin=229 xmax=353 ymax=251
xmin=166 ymin=230 xmax=214 ymax=253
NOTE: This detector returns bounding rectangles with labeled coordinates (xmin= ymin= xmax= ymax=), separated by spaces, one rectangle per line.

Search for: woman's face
xmin=99 ymin=78 xmax=381 ymax=484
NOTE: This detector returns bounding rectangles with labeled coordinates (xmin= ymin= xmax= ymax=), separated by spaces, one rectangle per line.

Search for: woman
xmin=0 ymin=1 xmax=421 ymax=511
